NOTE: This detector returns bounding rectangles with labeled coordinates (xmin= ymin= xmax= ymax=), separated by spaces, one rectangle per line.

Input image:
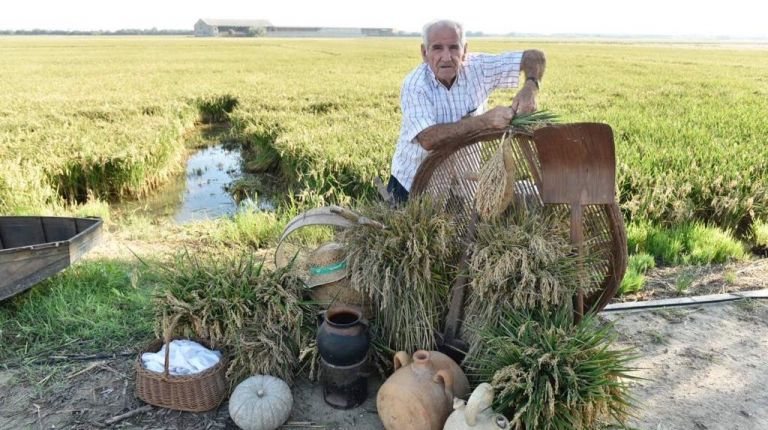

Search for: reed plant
xmin=468 ymin=307 xmax=637 ymax=430
xmin=339 ymin=196 xmax=461 ymax=356
xmin=151 ymin=250 xmax=316 ymax=386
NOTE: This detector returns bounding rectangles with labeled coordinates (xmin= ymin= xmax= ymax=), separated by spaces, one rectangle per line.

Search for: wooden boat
xmin=0 ymin=216 xmax=103 ymax=301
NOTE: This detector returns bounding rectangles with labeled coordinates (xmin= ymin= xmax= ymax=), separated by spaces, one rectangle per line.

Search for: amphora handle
xmin=393 ymin=350 xmax=411 ymax=371
xmin=433 ymin=368 xmax=454 ymax=400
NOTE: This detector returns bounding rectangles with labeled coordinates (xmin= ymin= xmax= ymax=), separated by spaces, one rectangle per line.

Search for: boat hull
xmin=0 ymin=216 xmax=103 ymax=301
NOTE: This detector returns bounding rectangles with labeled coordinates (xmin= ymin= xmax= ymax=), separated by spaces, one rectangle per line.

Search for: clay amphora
xmin=377 ymin=350 xmax=456 ymax=430
xmin=393 ymin=350 xmax=470 ymax=400
xmin=444 ymin=383 xmax=510 ymax=430
xmin=316 ymin=305 xmax=370 ymax=366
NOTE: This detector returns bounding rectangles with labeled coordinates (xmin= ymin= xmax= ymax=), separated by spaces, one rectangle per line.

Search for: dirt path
xmin=606 ymin=300 xmax=768 ymax=430
xmin=2 ymin=300 xmax=767 ymax=429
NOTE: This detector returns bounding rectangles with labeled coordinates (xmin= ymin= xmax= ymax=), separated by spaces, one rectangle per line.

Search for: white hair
xmin=422 ymin=19 xmax=466 ymax=48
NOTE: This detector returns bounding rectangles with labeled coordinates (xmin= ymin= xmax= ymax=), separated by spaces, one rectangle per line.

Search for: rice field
xmin=1 ymin=36 xmax=767 ymax=237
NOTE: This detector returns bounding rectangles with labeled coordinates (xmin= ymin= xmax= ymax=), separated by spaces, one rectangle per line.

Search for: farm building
xmin=194 ymin=19 xmax=273 ymax=37
xmin=194 ymin=19 xmax=394 ymax=37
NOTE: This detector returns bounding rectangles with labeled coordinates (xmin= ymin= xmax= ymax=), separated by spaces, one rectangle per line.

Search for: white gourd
xmin=229 ymin=375 xmax=293 ymax=430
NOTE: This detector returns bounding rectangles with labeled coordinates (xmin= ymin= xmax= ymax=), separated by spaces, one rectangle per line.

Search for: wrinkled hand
xmin=481 ymin=106 xmax=515 ymax=130
xmin=511 ymin=81 xmax=538 ymax=115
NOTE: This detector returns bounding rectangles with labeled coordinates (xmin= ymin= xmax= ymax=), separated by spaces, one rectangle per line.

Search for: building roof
xmin=198 ymin=19 xmax=272 ymax=27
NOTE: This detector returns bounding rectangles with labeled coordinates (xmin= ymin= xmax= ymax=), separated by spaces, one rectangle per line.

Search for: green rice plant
xmin=628 ymin=252 xmax=656 ymax=273
xmin=619 ymin=268 xmax=645 ymax=295
xmin=212 ymin=208 xmax=284 ymax=249
xmin=626 ymin=222 xmax=651 ymax=254
xmin=750 ymin=218 xmax=768 ymax=250
xmin=150 ymin=250 xmax=316 ymax=386
xmin=687 ymin=223 xmax=747 ymax=263
xmin=339 ymin=196 xmax=461 ymax=356
xmin=628 ymin=221 xmax=746 ymax=265
xmin=467 ymin=307 xmax=637 ymax=430
xmin=195 ymin=94 xmax=239 ymax=124
xmin=463 ymin=208 xmax=585 ymax=347
xmin=675 ymin=271 xmax=695 ymax=295
xmin=619 ymin=253 xmax=655 ymax=294
xmin=508 ymin=110 xmax=560 ymax=133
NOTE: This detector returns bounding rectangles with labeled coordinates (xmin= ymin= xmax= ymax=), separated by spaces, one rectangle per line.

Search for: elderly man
xmin=387 ymin=19 xmax=546 ymax=203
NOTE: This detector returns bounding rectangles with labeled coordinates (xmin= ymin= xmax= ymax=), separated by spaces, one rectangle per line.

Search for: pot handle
xmin=316 ymin=310 xmax=326 ymax=326
xmin=393 ymin=351 xmax=410 ymax=371
xmin=465 ymin=383 xmax=495 ymax=426
xmin=433 ymin=369 xmax=454 ymax=400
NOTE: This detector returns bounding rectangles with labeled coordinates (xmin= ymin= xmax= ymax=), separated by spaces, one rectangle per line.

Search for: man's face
xmin=421 ymin=26 xmax=467 ymax=88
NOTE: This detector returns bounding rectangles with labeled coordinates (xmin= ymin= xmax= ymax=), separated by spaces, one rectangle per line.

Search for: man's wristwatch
xmin=526 ymin=76 xmax=540 ymax=89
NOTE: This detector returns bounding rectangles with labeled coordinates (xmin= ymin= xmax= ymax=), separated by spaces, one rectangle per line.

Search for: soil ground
xmin=2 ymin=299 xmax=767 ymax=429
xmin=2 ymin=233 xmax=768 ymax=429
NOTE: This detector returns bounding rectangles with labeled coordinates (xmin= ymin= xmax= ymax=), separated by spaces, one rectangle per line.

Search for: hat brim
xmin=305 ymin=269 xmax=348 ymax=288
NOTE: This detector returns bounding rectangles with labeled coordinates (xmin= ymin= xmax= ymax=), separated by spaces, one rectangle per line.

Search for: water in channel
xmin=117 ymin=144 xmax=273 ymax=223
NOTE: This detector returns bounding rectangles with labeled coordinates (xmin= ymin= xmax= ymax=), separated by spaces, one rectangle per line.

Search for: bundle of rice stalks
xmin=462 ymin=208 xmax=604 ymax=355
xmin=468 ymin=307 xmax=637 ymax=430
xmin=152 ymin=250 xmax=315 ymax=386
xmin=475 ymin=140 xmax=517 ymax=221
xmin=339 ymin=196 xmax=462 ymax=357
xmin=464 ymin=208 xmax=588 ymax=328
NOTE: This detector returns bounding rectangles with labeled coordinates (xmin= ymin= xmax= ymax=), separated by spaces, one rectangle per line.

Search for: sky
xmin=1 ymin=0 xmax=767 ymax=38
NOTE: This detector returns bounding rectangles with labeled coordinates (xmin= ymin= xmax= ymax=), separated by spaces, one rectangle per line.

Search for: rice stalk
xmin=508 ymin=110 xmax=560 ymax=134
xmin=462 ymin=208 xmax=599 ymax=352
xmin=475 ymin=140 xmax=518 ymax=221
xmin=339 ymin=197 xmax=461 ymax=357
xmin=151 ymin=250 xmax=317 ymax=387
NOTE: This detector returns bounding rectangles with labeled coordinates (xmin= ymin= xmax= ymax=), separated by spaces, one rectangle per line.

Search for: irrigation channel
xmin=117 ymin=141 xmax=274 ymax=223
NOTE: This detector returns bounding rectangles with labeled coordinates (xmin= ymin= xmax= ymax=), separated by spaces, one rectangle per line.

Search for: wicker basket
xmin=135 ymin=317 xmax=228 ymax=412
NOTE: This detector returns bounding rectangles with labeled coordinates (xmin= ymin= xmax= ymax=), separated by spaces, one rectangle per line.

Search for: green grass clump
xmin=627 ymin=221 xmax=746 ymax=265
xmin=468 ymin=308 xmax=636 ymax=430
xmin=620 ymin=253 xmax=656 ymax=294
xmin=0 ymin=260 xmax=153 ymax=363
xmin=751 ymin=219 xmax=768 ymax=249
xmin=340 ymin=196 xmax=461 ymax=356
xmin=212 ymin=208 xmax=284 ymax=249
xmin=151 ymin=250 xmax=315 ymax=386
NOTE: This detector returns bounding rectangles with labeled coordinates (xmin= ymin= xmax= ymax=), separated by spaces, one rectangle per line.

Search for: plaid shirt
xmin=390 ymin=52 xmax=523 ymax=191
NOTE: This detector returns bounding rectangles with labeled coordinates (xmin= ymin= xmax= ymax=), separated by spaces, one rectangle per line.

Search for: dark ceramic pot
xmin=317 ymin=305 xmax=370 ymax=366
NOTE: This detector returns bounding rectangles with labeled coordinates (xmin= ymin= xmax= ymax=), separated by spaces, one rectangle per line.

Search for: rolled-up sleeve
xmin=479 ymin=51 xmax=523 ymax=91
xmin=401 ymin=86 xmax=435 ymax=144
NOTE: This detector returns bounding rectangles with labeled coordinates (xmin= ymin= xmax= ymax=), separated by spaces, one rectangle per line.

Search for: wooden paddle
xmin=533 ymin=123 xmax=616 ymax=323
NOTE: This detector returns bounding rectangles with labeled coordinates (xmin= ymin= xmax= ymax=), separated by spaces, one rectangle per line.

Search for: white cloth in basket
xmin=141 ymin=339 xmax=222 ymax=375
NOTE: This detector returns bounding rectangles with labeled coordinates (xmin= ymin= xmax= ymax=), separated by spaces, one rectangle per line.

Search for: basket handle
xmin=163 ymin=314 xmax=183 ymax=379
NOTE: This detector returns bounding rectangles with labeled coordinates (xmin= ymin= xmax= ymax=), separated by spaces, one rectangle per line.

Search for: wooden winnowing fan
xmin=410 ymin=124 xmax=627 ymax=321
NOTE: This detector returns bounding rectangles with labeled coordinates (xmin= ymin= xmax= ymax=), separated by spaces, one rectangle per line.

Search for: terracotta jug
xmin=393 ymin=350 xmax=470 ymax=400
xmin=316 ymin=306 xmax=370 ymax=366
xmin=377 ymin=350 xmax=456 ymax=430
xmin=444 ymin=383 xmax=510 ymax=430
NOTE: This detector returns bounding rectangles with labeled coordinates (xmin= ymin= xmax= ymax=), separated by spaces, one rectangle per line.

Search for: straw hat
xmin=306 ymin=242 xmax=348 ymax=288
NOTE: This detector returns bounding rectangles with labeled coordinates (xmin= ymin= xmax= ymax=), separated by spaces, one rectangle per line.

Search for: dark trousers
xmin=386 ymin=176 xmax=409 ymax=204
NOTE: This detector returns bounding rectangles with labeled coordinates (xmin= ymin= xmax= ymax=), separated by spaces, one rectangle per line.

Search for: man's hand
xmin=511 ymin=80 xmax=538 ymax=115
xmin=481 ymin=106 xmax=515 ymax=130
xmin=513 ymin=49 xmax=546 ymax=115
